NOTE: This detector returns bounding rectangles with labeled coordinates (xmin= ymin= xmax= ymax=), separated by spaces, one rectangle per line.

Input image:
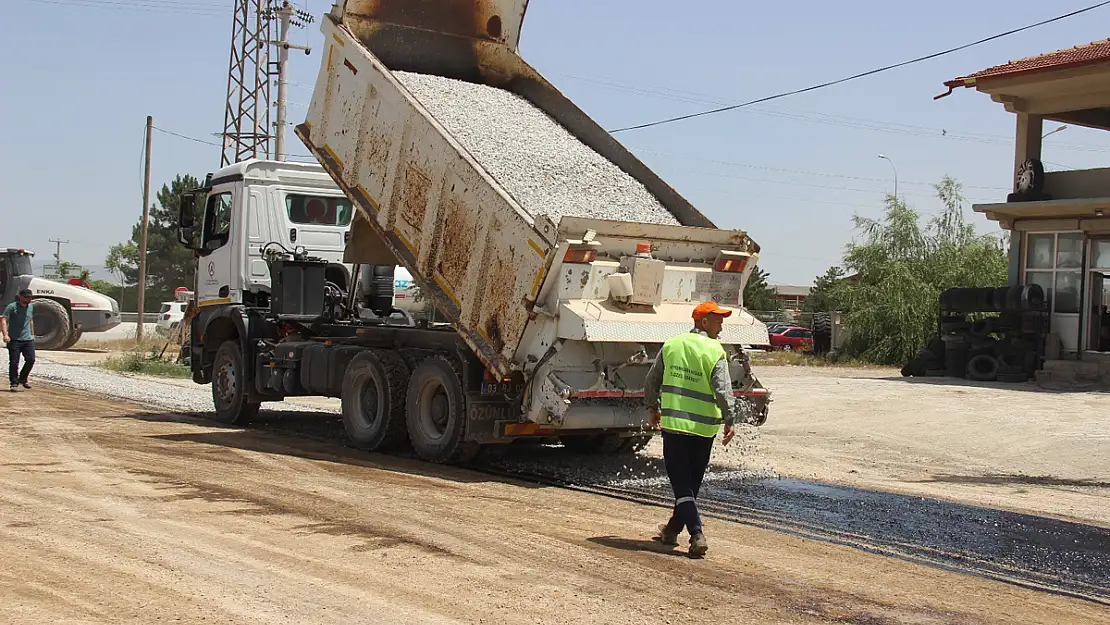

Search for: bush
xmin=102 ymin=348 xmax=190 ymax=378
xmin=837 ymin=177 xmax=1007 ymax=365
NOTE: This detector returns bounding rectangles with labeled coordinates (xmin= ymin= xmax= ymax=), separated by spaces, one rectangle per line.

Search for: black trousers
xmin=662 ymin=430 xmax=714 ymax=536
xmin=7 ymin=340 xmax=35 ymax=385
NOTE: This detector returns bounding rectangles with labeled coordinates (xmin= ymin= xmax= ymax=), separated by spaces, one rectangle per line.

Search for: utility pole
xmin=269 ymin=0 xmax=312 ymax=160
xmin=137 ymin=115 xmax=153 ymax=341
xmin=48 ymin=238 xmax=69 ymax=274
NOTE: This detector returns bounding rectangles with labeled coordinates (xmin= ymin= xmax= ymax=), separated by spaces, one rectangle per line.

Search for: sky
xmin=3 ymin=0 xmax=1110 ymax=287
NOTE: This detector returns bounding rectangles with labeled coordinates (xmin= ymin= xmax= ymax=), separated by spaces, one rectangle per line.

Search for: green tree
xmin=108 ymin=175 xmax=199 ymax=311
xmin=837 ymin=176 xmax=1007 ymax=365
xmin=802 ymin=265 xmax=846 ymax=313
xmin=743 ymin=266 xmax=781 ymax=313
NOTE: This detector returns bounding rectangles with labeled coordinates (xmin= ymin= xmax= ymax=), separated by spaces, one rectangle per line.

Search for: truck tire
xmin=341 ymin=350 xmax=410 ymax=451
xmin=211 ymin=340 xmax=260 ymax=425
xmin=966 ymin=354 xmax=999 ymax=382
xmin=32 ymin=299 xmax=70 ymax=350
xmin=405 ymin=355 xmax=477 ymax=464
xmin=58 ymin=329 xmax=83 ymax=351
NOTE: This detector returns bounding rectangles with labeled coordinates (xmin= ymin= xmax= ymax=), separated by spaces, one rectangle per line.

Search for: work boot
xmin=654 ymin=524 xmax=679 ymax=546
xmin=688 ymin=533 xmax=708 ymax=558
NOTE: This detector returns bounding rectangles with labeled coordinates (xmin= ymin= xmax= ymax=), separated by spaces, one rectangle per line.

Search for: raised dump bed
xmin=297 ymin=1 xmax=765 ymax=389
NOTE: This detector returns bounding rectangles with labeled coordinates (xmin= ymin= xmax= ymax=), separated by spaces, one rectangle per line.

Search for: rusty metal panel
xmin=300 ymin=17 xmax=554 ymax=377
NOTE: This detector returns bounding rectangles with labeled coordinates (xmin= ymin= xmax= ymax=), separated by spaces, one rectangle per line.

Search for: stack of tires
xmin=902 ymin=284 xmax=1046 ymax=383
xmin=812 ymin=312 xmax=833 ymax=355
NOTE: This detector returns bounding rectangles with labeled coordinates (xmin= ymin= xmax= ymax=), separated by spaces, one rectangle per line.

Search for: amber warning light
xmin=563 ymin=248 xmax=597 ymax=264
xmin=714 ymin=251 xmax=750 ymax=274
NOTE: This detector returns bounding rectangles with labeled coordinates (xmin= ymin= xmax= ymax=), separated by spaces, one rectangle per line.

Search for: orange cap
xmin=692 ymin=301 xmax=733 ymax=321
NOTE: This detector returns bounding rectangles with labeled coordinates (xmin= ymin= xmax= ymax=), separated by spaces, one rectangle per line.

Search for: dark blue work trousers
xmin=8 ymin=340 xmax=35 ymax=385
xmin=662 ymin=430 xmax=714 ymax=536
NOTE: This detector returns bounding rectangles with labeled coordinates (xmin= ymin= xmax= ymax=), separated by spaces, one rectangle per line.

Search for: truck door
xmin=197 ymin=189 xmax=238 ymax=307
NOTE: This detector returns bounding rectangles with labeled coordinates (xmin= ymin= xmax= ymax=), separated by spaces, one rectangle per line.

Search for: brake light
xmin=563 ymin=248 xmax=596 ymax=264
xmin=163 ymin=314 xmax=171 ymax=320
xmin=714 ymin=256 xmax=748 ymax=273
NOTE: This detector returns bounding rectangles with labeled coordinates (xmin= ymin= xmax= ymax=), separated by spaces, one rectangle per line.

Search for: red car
xmin=769 ymin=326 xmax=813 ymax=352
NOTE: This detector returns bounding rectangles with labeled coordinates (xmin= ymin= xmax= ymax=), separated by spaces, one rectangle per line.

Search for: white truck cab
xmin=183 ymin=160 xmax=355 ymax=309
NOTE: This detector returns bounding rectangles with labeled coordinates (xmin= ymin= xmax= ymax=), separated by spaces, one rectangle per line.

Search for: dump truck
xmin=177 ymin=0 xmax=770 ymax=463
xmin=1 ymin=248 xmax=121 ymax=350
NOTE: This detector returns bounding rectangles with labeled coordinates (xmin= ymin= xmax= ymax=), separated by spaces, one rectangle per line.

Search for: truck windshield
xmin=285 ymin=194 xmax=353 ymax=227
xmin=11 ymin=254 xmax=33 ymax=277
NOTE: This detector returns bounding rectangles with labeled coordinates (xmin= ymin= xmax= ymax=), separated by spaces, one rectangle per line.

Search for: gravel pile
xmin=394 ymin=72 xmax=681 ymax=227
xmin=7 ymin=350 xmax=337 ymax=417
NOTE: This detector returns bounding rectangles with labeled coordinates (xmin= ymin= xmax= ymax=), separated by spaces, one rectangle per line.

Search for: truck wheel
xmin=32 ymin=299 xmax=71 ymax=350
xmin=58 ymin=329 xmax=83 ymax=351
xmin=405 ymin=356 xmax=477 ymax=463
xmin=342 ymin=350 xmax=410 ymax=451
xmin=211 ymin=340 xmax=260 ymax=425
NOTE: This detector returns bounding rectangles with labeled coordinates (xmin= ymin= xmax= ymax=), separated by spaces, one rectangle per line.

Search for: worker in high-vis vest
xmin=644 ymin=301 xmax=738 ymax=558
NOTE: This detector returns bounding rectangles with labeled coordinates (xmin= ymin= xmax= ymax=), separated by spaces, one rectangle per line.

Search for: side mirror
xmin=178 ymin=192 xmax=200 ymax=249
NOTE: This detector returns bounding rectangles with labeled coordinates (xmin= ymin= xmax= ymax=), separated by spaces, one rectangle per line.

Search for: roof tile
xmin=946 ymin=38 xmax=1110 ymax=86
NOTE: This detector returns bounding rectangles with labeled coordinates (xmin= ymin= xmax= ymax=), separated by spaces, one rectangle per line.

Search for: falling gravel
xmin=394 ymin=72 xmax=681 ymax=226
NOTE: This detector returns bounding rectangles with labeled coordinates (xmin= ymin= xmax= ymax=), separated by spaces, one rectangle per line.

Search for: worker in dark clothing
xmin=644 ymin=301 xmax=737 ymax=558
xmin=2 ymin=289 xmax=36 ymax=392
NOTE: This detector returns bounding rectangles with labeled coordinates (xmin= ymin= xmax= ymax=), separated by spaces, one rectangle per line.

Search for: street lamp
xmin=1042 ymin=125 xmax=1068 ymax=139
xmin=878 ymin=154 xmax=898 ymax=199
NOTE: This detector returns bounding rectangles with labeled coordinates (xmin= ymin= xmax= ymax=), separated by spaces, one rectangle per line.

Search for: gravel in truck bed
xmin=394 ymin=72 xmax=681 ymax=226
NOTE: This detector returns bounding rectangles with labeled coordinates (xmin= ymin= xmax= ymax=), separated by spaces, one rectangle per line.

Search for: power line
xmin=554 ymin=72 xmax=1110 ymax=153
xmin=152 ymin=125 xmax=318 ymax=160
xmin=608 ymin=1 xmax=1110 ymax=133
xmin=153 ymin=126 xmax=222 ymax=147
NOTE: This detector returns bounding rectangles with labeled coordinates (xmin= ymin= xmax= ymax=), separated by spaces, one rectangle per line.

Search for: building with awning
xmin=940 ymin=39 xmax=1110 ymax=358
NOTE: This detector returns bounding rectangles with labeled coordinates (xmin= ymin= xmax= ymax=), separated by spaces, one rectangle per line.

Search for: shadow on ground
xmin=587 ymin=536 xmax=687 ymax=558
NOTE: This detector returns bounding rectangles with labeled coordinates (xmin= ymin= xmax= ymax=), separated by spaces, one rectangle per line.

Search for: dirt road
xmin=0 ymin=386 xmax=1103 ymax=624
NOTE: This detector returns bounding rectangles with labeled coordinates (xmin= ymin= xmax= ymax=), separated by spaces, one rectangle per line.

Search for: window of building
xmin=1024 ymin=232 xmax=1082 ymax=314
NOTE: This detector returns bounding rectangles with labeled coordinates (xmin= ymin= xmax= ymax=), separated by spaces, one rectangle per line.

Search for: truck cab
xmin=179 ymin=160 xmax=355 ymax=309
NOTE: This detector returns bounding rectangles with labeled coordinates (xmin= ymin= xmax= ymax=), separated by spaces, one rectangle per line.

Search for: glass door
xmin=1024 ymin=232 xmax=1084 ymax=352
xmin=1088 ymin=239 xmax=1110 ymax=352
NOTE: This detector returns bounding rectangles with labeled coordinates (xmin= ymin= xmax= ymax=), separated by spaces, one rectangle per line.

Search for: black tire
xmin=969 ymin=318 xmax=996 ymax=339
xmin=405 ymin=355 xmax=476 ymax=464
xmin=1021 ymin=284 xmax=1045 ymax=311
xmin=1015 ymin=159 xmax=1045 ymax=195
xmin=990 ymin=287 xmax=1010 ymax=312
xmin=211 ymin=340 xmax=260 ymax=425
xmin=58 ymin=329 xmax=82 ymax=351
xmin=1004 ymin=285 xmax=1025 ymax=312
xmin=813 ymin=312 xmax=831 ymax=333
xmin=966 ymin=354 xmax=1000 ymax=382
xmin=997 ymin=372 xmax=1030 ymax=384
xmin=997 ymin=352 xmax=1024 ymax=375
xmin=31 ymin=299 xmax=71 ymax=350
xmin=341 ymin=350 xmax=410 ymax=451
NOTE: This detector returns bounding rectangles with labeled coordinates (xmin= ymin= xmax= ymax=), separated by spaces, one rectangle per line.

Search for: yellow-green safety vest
xmin=659 ymin=332 xmax=727 ymax=438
